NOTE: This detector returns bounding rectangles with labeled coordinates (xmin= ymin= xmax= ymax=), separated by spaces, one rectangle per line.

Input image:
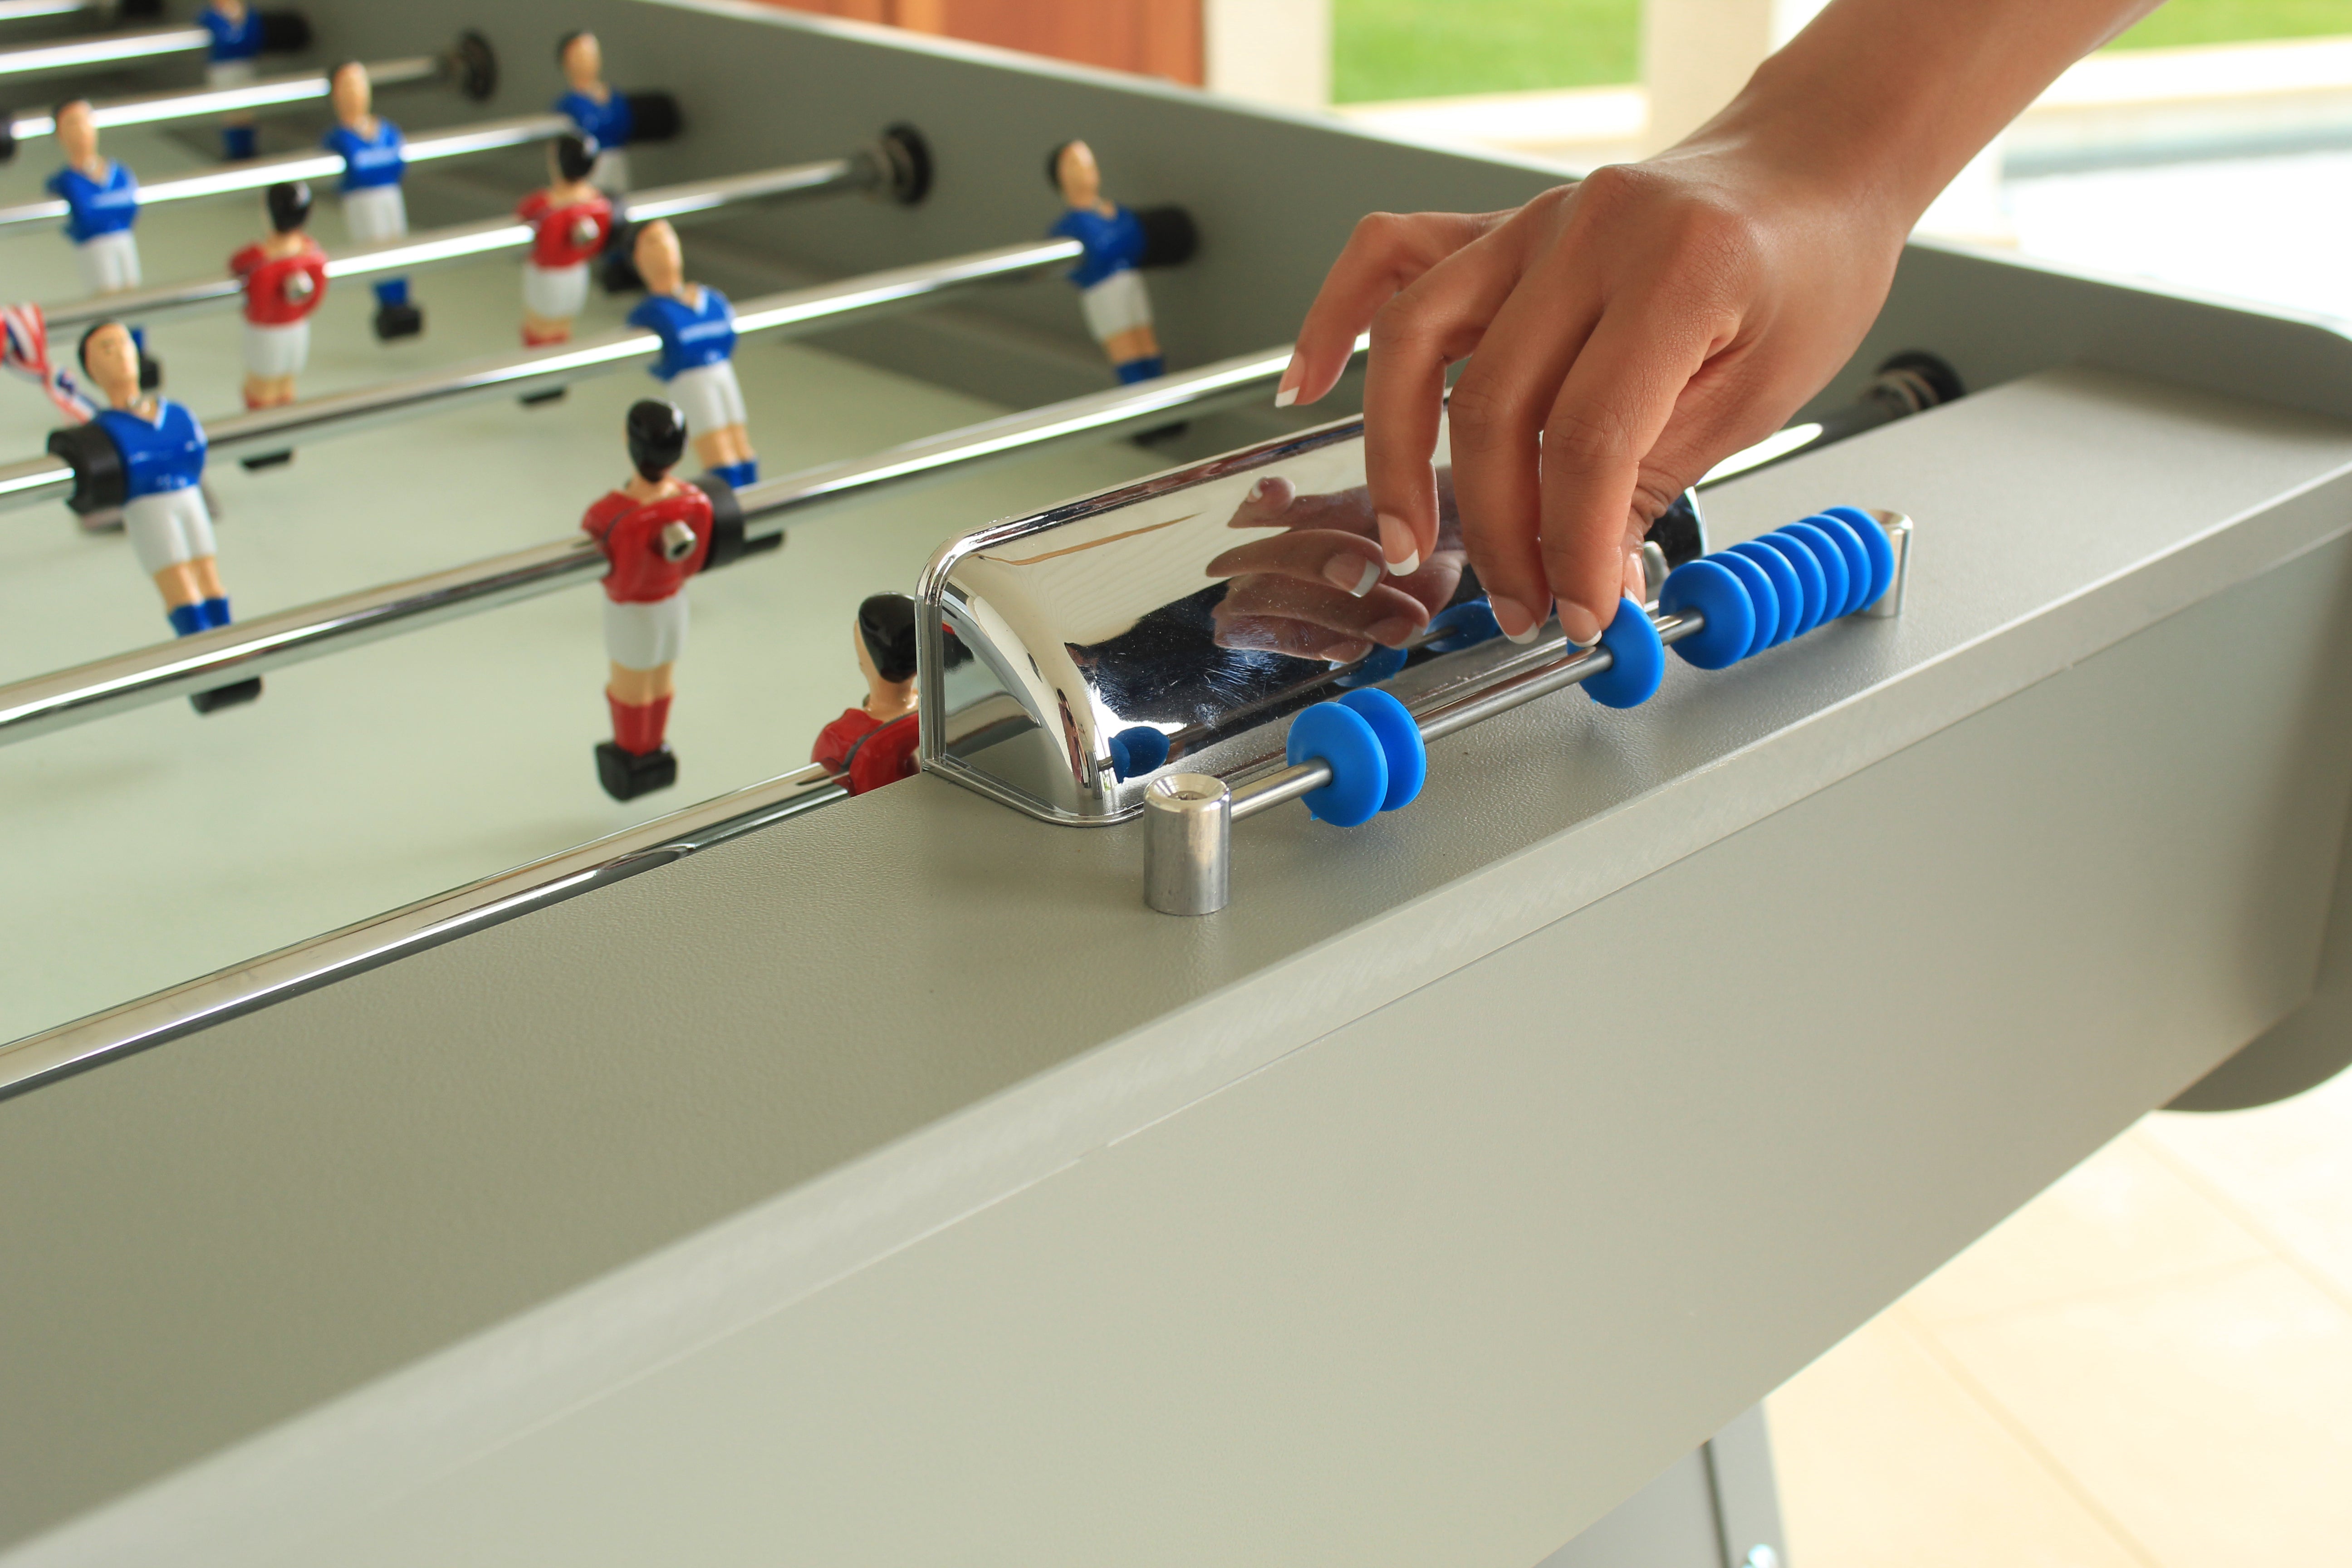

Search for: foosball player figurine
xmin=47 ymin=101 xmax=141 ymax=297
xmin=323 ymin=60 xmax=422 ymax=340
xmin=586 ymin=399 xmax=711 ymax=801
xmin=812 ymin=594 xmax=922 ymax=796
xmin=230 ymin=182 xmax=327 ymax=433
xmin=65 ymin=321 xmax=261 ymax=712
xmin=201 ymin=0 xmax=264 ymax=160
xmin=1047 ymin=139 xmax=1163 ymax=385
xmin=626 ymin=220 xmax=756 ymax=487
xmin=518 ymin=134 xmax=614 ymax=358
xmin=553 ymin=30 xmax=681 ymax=197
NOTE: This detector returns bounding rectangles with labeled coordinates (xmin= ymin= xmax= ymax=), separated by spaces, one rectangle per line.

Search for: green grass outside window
xmin=1334 ymin=0 xmax=2352 ymax=104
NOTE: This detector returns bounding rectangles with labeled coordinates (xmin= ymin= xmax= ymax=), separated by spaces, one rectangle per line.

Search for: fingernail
xmin=1376 ymin=513 xmax=1418 ymax=577
xmin=1559 ymin=601 xmax=1602 ymax=647
xmin=1273 ymin=356 xmax=1302 ymax=408
xmin=1491 ymin=595 xmax=1549 ymax=644
xmin=1322 ymin=639 xmax=1372 ymax=665
xmin=1323 ymin=553 xmax=1382 ymax=598
xmin=1367 ymin=616 xmax=1415 ymax=647
xmin=1249 ymin=476 xmax=1272 ymax=499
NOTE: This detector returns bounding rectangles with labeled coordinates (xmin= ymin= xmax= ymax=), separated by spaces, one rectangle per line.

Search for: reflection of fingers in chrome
xmin=1216 ymin=574 xmax=1423 ymax=636
xmin=1228 ymin=473 xmax=1298 ymax=527
xmin=1321 ymin=638 xmax=1373 ymax=665
xmin=1214 ymin=615 xmax=1336 ymax=659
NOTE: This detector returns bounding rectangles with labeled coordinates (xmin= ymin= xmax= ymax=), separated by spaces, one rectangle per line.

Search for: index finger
xmin=1280 ymin=210 xmax=1507 ymax=408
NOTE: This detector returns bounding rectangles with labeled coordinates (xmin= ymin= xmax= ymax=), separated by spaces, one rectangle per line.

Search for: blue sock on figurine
xmin=712 ymin=460 xmax=758 ymax=488
xmin=373 ymin=278 xmax=410 ymax=309
xmin=169 ymin=603 xmax=207 ymax=637
xmin=201 ymin=597 xmax=231 ymax=628
xmin=1116 ymin=357 xmax=1165 ymax=384
xmin=224 ymin=124 xmax=258 ymax=161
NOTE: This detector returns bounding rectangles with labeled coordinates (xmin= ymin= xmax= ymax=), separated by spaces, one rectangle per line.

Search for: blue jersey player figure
xmin=201 ymin=0 xmax=265 ymax=160
xmin=625 ymin=220 xmax=756 ymax=487
xmin=1048 ymin=139 xmax=1163 ymax=385
xmin=46 ymin=100 xmax=140 ymax=297
xmin=323 ymin=61 xmax=423 ymax=340
xmin=555 ymin=30 xmax=636 ymax=197
xmin=73 ymin=320 xmax=262 ymax=713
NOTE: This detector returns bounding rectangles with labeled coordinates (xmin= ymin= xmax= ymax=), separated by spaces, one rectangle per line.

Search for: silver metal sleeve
xmin=1862 ymin=510 xmax=1914 ymax=617
xmin=1143 ymin=774 xmax=1232 ymax=915
xmin=0 ymin=113 xmax=571 ymax=231
xmin=0 ymin=340 xmax=1302 ymax=745
xmin=34 ymin=157 xmax=870 ymax=335
xmin=3 ymin=54 xmax=440 ymax=143
xmin=0 ymin=764 xmax=848 ymax=1098
xmin=0 ymin=23 xmax=207 ymax=81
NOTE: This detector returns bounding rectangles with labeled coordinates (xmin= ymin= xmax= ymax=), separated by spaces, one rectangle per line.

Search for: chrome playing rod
xmin=0 ymin=21 xmax=206 ymax=80
xmin=0 ymin=112 xmax=570 ymax=233
xmin=4 ymin=52 xmax=446 ymax=151
xmin=0 ymin=234 xmax=1081 ymax=514
xmin=0 ymin=762 xmax=848 ymax=1098
xmin=35 ymin=156 xmax=872 ymax=334
xmin=0 ymin=338 xmax=1320 ymax=742
xmin=0 ymin=0 xmax=109 ymax=24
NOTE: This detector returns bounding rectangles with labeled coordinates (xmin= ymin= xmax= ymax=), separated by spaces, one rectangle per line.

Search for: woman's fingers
xmin=1212 ymin=572 xmax=1433 ymax=653
xmin=1221 ymin=474 xmax=1299 ymax=529
xmin=1204 ymin=527 xmax=1385 ymax=593
xmin=1280 ymin=210 xmax=1507 ymax=408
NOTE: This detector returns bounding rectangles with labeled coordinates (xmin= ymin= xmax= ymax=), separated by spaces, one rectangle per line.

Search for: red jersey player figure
xmin=585 ymin=398 xmax=711 ymax=801
xmin=229 ymin=181 xmax=327 ymax=449
xmin=518 ymin=134 xmax=613 ymax=353
xmin=812 ymin=593 xmax=922 ymax=796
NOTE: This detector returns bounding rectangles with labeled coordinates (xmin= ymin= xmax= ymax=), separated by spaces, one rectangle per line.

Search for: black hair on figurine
xmin=555 ymin=29 xmax=588 ymax=63
xmin=75 ymin=318 xmax=122 ymax=373
xmin=553 ymin=132 xmax=598 ymax=184
xmin=265 ymin=180 xmax=312 ymax=233
xmin=625 ymin=398 xmax=687 ymax=482
xmin=1044 ymin=139 xmax=1079 ymax=190
xmin=858 ymin=593 xmax=919 ymax=684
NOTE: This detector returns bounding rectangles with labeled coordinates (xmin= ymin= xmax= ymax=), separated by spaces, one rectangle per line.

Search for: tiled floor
xmin=1767 ymin=1064 xmax=2352 ymax=1567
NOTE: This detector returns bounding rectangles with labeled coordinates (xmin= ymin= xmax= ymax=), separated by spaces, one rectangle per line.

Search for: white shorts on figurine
xmin=522 ymin=260 xmax=589 ymax=322
xmin=74 ymin=230 xmax=141 ymax=295
xmin=588 ymin=146 xmax=630 ymax=197
xmin=205 ymin=59 xmax=257 ymax=88
xmin=1079 ymin=267 xmax=1152 ymax=342
xmin=341 ymin=183 xmax=407 ymax=246
xmin=603 ymin=594 xmax=688 ymax=670
xmin=242 ymin=318 xmax=309 ymax=377
xmin=124 ymin=487 xmax=217 ymax=576
xmin=666 ymin=361 xmax=747 ymax=434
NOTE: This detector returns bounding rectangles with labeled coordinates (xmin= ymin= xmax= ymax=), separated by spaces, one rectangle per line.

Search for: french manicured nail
xmin=1559 ymin=600 xmax=1603 ymax=647
xmin=1273 ymin=356 xmax=1302 ymax=408
xmin=1624 ymin=550 xmax=1649 ymax=603
xmin=1376 ymin=513 xmax=1418 ymax=577
xmin=1322 ymin=639 xmax=1372 ymax=665
xmin=1323 ymin=553 xmax=1382 ymax=597
xmin=1367 ymin=616 xmax=1416 ymax=647
xmin=1491 ymin=595 xmax=1548 ymax=644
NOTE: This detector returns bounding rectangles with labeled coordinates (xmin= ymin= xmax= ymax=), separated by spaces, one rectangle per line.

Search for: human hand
xmin=1276 ymin=142 xmax=1909 ymax=648
xmin=1205 ymin=474 xmax=1464 ymax=665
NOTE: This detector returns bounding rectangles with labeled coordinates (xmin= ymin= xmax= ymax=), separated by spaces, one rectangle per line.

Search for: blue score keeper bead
xmin=1710 ymin=549 xmax=1780 ymax=658
xmin=1108 ymin=725 xmax=1171 ymax=780
xmin=1802 ymin=511 xmax=1873 ymax=617
xmin=1335 ymin=643 xmax=1409 ymax=689
xmin=1822 ymin=504 xmax=1896 ymax=609
xmin=1287 ymin=701 xmax=1389 ymax=827
xmin=1584 ymin=595 xmax=1666 ymax=708
xmin=1779 ymin=522 xmax=1850 ymax=628
xmin=1756 ymin=531 xmax=1828 ymax=634
xmin=1421 ymin=598 xmax=1504 ymax=652
xmin=1727 ymin=540 xmax=1803 ymax=647
xmin=1658 ymin=559 xmax=1755 ymax=670
xmin=1339 ymin=687 xmax=1427 ymax=811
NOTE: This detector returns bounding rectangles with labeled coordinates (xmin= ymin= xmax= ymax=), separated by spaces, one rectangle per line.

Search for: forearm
xmin=1674 ymin=0 xmax=2165 ymax=225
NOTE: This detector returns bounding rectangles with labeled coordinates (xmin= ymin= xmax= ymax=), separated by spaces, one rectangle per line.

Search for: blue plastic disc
xmin=1779 ymin=523 xmax=1850 ymax=629
xmin=1803 ymin=512 xmax=1873 ymax=617
xmin=1584 ymin=595 xmax=1665 ymax=708
xmin=1822 ymin=504 xmax=1895 ymax=610
xmin=1287 ymin=701 xmax=1389 ymax=827
xmin=1107 ymin=725 xmax=1171 ymax=780
xmin=1421 ymin=598 xmax=1503 ymax=652
xmin=1334 ymin=643 xmax=1410 ymax=689
xmin=1338 ymin=687 xmax=1426 ymax=811
xmin=1710 ymin=549 xmax=1780 ymax=659
xmin=1756 ymin=531 xmax=1828 ymax=634
xmin=1658 ymin=559 xmax=1755 ymax=670
xmin=1727 ymin=540 xmax=1803 ymax=647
